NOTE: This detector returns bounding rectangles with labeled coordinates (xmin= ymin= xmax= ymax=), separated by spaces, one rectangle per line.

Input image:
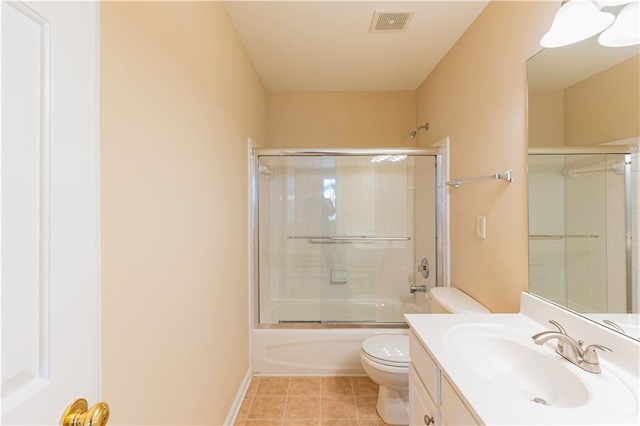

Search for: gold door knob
xmin=60 ymin=398 xmax=110 ymax=426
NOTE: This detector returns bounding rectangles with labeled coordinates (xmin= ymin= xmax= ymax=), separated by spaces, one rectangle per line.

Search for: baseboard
xmin=224 ymin=369 xmax=253 ymax=426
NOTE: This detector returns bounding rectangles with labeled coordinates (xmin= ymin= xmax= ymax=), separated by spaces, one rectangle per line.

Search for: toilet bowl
xmin=360 ymin=287 xmax=489 ymax=425
xmin=360 ymin=334 xmax=409 ymax=425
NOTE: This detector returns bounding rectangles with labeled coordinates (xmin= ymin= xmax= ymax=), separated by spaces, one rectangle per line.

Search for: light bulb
xmin=541 ymin=0 xmax=616 ymax=48
xmin=593 ymin=0 xmax=637 ymax=7
xmin=598 ymin=1 xmax=640 ymax=46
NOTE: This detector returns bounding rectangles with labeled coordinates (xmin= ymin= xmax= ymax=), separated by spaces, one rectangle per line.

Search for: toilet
xmin=427 ymin=286 xmax=491 ymax=314
xmin=360 ymin=287 xmax=489 ymax=425
xmin=360 ymin=334 xmax=410 ymax=425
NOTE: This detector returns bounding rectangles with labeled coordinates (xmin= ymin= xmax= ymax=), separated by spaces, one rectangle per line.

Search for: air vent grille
xmin=369 ymin=11 xmax=414 ymax=33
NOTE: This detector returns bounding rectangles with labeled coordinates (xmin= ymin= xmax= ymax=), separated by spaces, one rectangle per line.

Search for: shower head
xmin=258 ymin=165 xmax=276 ymax=179
xmin=409 ymin=122 xmax=429 ymax=139
xmin=611 ymin=161 xmax=629 ymax=174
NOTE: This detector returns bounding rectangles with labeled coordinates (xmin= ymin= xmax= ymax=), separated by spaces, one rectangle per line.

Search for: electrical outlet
xmin=477 ymin=216 xmax=486 ymax=239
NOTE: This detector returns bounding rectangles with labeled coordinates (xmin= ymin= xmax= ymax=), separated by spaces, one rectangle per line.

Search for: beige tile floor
xmin=234 ymin=376 xmax=390 ymax=426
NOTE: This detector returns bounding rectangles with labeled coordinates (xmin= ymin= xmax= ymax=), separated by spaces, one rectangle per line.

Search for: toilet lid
xmin=362 ymin=335 xmax=409 ymax=365
xmin=428 ymin=287 xmax=490 ymax=314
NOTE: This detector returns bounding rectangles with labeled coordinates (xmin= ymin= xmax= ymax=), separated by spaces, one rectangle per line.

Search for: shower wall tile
xmin=608 ymin=279 xmax=628 ymax=313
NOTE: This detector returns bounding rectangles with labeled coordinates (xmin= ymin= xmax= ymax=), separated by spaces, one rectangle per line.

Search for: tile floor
xmin=234 ymin=376 xmax=390 ymax=426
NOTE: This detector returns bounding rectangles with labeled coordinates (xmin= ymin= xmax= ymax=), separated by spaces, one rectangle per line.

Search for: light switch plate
xmin=477 ymin=216 xmax=486 ymax=239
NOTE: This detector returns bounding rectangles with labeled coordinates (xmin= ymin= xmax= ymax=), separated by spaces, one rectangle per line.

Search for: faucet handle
xmin=581 ymin=344 xmax=612 ymax=373
xmin=582 ymin=344 xmax=612 ymax=363
xmin=548 ymin=320 xmax=567 ymax=353
xmin=549 ymin=320 xmax=567 ymax=334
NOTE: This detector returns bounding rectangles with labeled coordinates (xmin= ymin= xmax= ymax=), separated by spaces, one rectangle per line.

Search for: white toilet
xmin=427 ymin=286 xmax=491 ymax=314
xmin=360 ymin=287 xmax=489 ymax=425
xmin=360 ymin=334 xmax=410 ymax=425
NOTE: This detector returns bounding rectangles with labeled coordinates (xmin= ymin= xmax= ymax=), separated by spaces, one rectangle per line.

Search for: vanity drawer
xmin=441 ymin=375 xmax=479 ymax=426
xmin=409 ymin=329 xmax=439 ymax=403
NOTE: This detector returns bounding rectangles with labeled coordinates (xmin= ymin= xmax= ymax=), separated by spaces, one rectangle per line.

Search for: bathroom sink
xmin=443 ymin=323 xmax=637 ymax=416
xmin=444 ymin=323 xmax=588 ymax=407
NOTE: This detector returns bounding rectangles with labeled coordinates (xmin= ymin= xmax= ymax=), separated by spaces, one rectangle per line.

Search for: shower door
xmin=254 ymin=150 xmax=438 ymax=326
xmin=528 ymin=153 xmax=631 ymax=313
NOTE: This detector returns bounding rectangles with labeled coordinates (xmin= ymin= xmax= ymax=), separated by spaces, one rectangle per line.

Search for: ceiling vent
xmin=369 ymin=11 xmax=414 ymax=33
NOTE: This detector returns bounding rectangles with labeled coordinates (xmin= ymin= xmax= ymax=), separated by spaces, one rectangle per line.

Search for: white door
xmin=1 ymin=1 xmax=101 ymax=424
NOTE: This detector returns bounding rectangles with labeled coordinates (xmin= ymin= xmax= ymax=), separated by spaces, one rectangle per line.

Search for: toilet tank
xmin=427 ymin=287 xmax=490 ymax=314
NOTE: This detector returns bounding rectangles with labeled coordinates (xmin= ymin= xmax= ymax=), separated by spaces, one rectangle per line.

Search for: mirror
xmin=526 ymin=37 xmax=639 ymax=340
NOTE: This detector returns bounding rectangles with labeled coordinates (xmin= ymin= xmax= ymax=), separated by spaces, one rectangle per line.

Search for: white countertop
xmin=405 ymin=293 xmax=640 ymax=425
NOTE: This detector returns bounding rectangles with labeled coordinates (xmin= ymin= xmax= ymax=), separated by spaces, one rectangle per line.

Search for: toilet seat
xmin=361 ymin=335 xmax=409 ymax=367
xmin=361 ymin=351 xmax=409 ymax=375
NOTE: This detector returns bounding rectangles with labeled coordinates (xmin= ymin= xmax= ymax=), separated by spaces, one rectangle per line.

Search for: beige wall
xmin=528 ymin=89 xmax=564 ymax=147
xmin=565 ymin=56 xmax=640 ymax=146
xmin=415 ymin=0 xmax=558 ymax=312
xmin=267 ymin=91 xmax=417 ymax=147
xmin=100 ymin=2 xmax=266 ymax=424
xmin=529 ymin=57 xmax=639 ymax=147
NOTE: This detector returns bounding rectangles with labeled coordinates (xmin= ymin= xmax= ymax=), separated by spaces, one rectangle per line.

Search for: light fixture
xmin=541 ymin=0 xmax=640 ymax=48
xmin=598 ymin=1 xmax=640 ymax=46
xmin=594 ymin=0 xmax=634 ymax=6
xmin=541 ymin=0 xmax=615 ymax=48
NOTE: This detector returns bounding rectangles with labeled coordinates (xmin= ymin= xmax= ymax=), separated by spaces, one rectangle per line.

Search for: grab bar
xmin=529 ymin=234 xmax=599 ymax=240
xmin=288 ymin=235 xmax=411 ymax=242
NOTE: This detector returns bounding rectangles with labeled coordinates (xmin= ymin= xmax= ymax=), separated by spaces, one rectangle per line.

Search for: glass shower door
xmin=528 ymin=153 xmax=629 ymax=313
xmin=256 ymin=152 xmax=437 ymax=325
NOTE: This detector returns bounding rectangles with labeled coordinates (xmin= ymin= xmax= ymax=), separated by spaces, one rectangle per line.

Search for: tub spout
xmin=409 ymin=285 xmax=427 ymax=294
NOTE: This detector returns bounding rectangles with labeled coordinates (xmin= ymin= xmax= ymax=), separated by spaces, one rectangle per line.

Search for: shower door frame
xmin=251 ymin=147 xmax=445 ymax=329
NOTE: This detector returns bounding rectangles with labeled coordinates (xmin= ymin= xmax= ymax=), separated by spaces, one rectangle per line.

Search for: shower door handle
xmin=287 ymin=235 xmax=411 ymax=242
xmin=328 ymin=236 xmax=411 ymax=241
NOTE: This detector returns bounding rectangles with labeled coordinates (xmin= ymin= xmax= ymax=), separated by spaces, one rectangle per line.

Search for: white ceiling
xmin=223 ymin=1 xmax=489 ymax=92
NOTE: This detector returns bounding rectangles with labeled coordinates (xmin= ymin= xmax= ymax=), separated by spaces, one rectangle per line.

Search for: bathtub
xmin=252 ymin=299 xmax=423 ymax=375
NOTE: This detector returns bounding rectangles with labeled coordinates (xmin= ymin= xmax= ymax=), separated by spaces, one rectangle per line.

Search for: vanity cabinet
xmin=409 ymin=330 xmax=479 ymax=426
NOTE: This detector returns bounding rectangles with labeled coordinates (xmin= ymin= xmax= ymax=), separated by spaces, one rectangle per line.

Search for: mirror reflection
xmin=527 ymin=37 xmax=639 ymax=339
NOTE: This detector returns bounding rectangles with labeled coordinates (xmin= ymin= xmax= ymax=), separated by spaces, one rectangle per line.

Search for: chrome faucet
xmin=532 ymin=320 xmax=612 ymax=374
xmin=409 ymin=285 xmax=427 ymax=293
